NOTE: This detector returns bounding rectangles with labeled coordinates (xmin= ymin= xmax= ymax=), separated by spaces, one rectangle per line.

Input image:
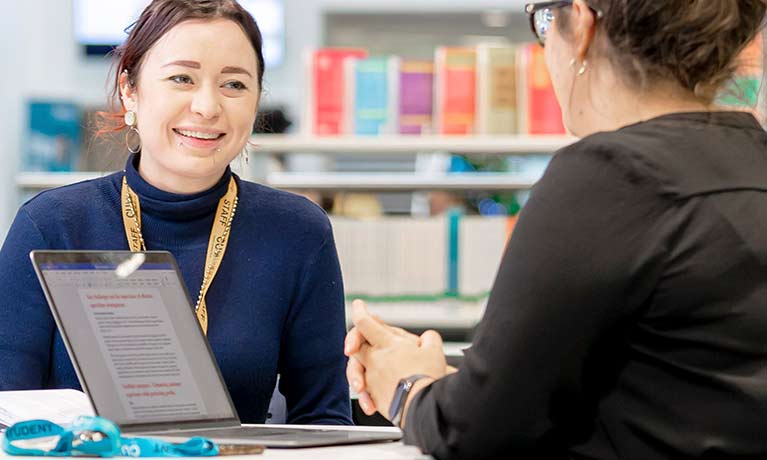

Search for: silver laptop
xmin=30 ymin=250 xmax=400 ymax=448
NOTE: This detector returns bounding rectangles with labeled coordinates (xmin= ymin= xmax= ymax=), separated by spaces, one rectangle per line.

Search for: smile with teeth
xmin=174 ymin=128 xmax=225 ymax=140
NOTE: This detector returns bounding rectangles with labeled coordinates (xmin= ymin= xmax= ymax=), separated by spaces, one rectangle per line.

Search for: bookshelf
xmin=15 ymin=135 xmax=566 ymax=332
xmin=17 ymin=134 xmax=573 ymax=191
xmin=268 ymin=172 xmax=538 ymax=191
xmin=17 ymin=171 xmax=540 ymax=192
xmin=346 ymin=301 xmax=485 ymax=330
xmin=252 ymin=134 xmax=574 ymax=154
xmin=16 ymin=172 xmax=112 ymax=190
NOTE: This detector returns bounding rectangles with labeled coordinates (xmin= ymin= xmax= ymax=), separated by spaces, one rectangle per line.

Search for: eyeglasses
xmin=525 ymin=1 xmax=604 ymax=47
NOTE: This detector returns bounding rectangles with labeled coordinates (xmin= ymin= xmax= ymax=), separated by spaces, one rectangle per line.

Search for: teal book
xmin=346 ymin=56 xmax=399 ymax=135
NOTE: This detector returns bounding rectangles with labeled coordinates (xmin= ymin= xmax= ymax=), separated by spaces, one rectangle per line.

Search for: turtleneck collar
xmin=123 ymin=153 xmax=234 ymax=221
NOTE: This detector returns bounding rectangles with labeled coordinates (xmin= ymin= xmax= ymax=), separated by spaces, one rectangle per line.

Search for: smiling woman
xmin=118 ymin=18 xmax=261 ymax=194
xmin=0 ymin=0 xmax=352 ymax=426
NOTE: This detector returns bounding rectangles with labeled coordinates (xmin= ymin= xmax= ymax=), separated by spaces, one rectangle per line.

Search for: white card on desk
xmin=0 ymin=389 xmax=94 ymax=429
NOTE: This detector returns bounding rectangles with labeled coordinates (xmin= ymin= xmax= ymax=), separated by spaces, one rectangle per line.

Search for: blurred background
xmin=1 ymin=1 xmax=764 ymax=360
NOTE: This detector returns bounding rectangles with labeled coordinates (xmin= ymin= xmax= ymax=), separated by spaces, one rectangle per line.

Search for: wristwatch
xmin=388 ymin=374 xmax=431 ymax=428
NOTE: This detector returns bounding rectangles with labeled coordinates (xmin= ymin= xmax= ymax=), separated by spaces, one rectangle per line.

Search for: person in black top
xmin=344 ymin=0 xmax=767 ymax=458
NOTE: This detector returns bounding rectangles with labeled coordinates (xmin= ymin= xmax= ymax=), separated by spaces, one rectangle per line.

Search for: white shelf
xmin=17 ymin=171 xmax=541 ymax=192
xmin=251 ymin=134 xmax=574 ymax=154
xmin=17 ymin=170 xmax=541 ymax=192
xmin=267 ymin=172 xmax=540 ymax=191
xmin=442 ymin=342 xmax=471 ymax=357
xmin=346 ymin=301 xmax=485 ymax=329
xmin=16 ymin=172 xmax=108 ymax=189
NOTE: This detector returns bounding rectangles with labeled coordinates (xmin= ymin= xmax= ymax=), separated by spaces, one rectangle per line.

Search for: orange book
xmin=311 ymin=48 xmax=367 ymax=135
xmin=434 ymin=47 xmax=477 ymax=135
xmin=517 ymin=44 xmax=565 ymax=135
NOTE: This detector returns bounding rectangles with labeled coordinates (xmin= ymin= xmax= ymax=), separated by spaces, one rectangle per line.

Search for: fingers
xmin=351 ymin=300 xmax=392 ymax=347
xmin=346 ymin=356 xmax=366 ymax=394
xmin=345 ymin=323 xmax=413 ymax=358
xmin=354 ymin=342 xmax=372 ymax=367
xmin=371 ymin=313 xmax=386 ymax=324
xmin=357 ymin=391 xmax=377 ymax=415
xmin=390 ymin=326 xmax=418 ymax=342
xmin=346 ymin=354 xmax=377 ymax=415
xmin=344 ymin=326 xmax=364 ymax=356
xmin=420 ymin=329 xmax=444 ymax=350
xmin=372 ymin=313 xmax=418 ymax=343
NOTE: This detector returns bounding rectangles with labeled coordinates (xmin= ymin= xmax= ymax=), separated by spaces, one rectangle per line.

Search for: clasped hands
xmin=344 ymin=299 xmax=455 ymax=424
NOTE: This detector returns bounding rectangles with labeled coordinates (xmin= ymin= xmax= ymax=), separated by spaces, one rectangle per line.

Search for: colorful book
xmin=476 ymin=43 xmax=518 ymax=135
xmin=25 ymin=100 xmax=82 ymax=172
xmin=517 ymin=44 xmax=565 ymax=135
xmin=344 ymin=56 xmax=400 ymax=135
xmin=434 ymin=47 xmax=477 ymax=135
xmin=399 ymin=60 xmax=434 ymax=135
xmin=309 ymin=48 xmax=367 ymax=135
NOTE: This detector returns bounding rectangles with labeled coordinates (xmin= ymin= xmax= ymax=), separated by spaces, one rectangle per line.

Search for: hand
xmin=347 ymin=300 xmax=447 ymax=420
xmin=345 ymin=300 xmax=420 ymax=414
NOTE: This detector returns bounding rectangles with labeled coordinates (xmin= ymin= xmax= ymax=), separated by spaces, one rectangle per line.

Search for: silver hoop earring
xmin=124 ymin=110 xmax=141 ymax=154
xmin=243 ymin=147 xmax=249 ymax=165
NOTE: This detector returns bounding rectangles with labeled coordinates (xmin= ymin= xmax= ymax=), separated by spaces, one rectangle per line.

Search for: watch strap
xmin=389 ymin=374 xmax=431 ymax=428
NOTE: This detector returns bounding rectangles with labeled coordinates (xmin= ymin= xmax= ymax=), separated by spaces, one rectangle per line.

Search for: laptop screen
xmin=31 ymin=251 xmax=238 ymax=428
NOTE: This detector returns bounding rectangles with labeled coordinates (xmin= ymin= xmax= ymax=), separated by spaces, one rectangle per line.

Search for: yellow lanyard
xmin=120 ymin=175 xmax=238 ymax=334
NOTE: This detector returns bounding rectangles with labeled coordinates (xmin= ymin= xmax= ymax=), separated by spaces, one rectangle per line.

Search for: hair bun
xmin=591 ymin=0 xmax=766 ymax=101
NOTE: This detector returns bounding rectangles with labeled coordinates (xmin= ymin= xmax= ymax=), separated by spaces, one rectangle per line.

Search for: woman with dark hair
xmin=0 ymin=0 xmax=352 ymax=425
xmin=346 ymin=0 xmax=767 ymax=458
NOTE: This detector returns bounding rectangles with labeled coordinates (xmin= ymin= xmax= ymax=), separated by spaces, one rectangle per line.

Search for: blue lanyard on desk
xmin=2 ymin=416 xmax=218 ymax=457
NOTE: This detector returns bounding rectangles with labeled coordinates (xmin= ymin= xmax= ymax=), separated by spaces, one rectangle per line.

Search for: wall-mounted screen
xmin=73 ymin=0 xmax=284 ymax=68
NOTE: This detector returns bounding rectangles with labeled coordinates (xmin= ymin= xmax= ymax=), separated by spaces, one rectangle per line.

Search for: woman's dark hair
xmin=97 ymin=0 xmax=265 ymax=134
xmin=559 ymin=0 xmax=767 ymax=103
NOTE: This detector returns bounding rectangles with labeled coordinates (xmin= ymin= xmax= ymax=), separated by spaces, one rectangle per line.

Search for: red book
xmin=434 ymin=47 xmax=476 ymax=135
xmin=517 ymin=44 xmax=565 ymax=135
xmin=311 ymin=48 xmax=367 ymax=135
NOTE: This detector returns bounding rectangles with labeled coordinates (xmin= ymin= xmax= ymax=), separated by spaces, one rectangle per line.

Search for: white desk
xmin=0 ymin=425 xmax=432 ymax=459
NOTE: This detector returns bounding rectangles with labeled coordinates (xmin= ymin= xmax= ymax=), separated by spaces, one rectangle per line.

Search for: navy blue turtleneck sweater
xmin=0 ymin=155 xmax=352 ymax=425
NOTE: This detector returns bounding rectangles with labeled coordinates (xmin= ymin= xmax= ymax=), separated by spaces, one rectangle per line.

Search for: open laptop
xmin=30 ymin=250 xmax=401 ymax=448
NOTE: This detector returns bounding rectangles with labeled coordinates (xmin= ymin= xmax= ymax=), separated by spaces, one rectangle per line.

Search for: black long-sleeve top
xmin=404 ymin=111 xmax=767 ymax=459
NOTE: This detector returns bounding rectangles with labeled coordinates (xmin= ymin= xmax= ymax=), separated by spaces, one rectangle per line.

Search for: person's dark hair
xmin=97 ymin=0 xmax=265 ymax=134
xmin=558 ymin=0 xmax=767 ymax=102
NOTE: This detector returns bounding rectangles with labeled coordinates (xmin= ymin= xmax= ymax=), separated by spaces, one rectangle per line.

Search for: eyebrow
xmin=221 ymin=66 xmax=253 ymax=78
xmin=163 ymin=60 xmax=200 ymax=69
xmin=162 ymin=60 xmax=253 ymax=78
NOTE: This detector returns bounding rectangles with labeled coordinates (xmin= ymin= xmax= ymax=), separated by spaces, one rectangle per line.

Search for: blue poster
xmin=25 ymin=101 xmax=82 ymax=171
